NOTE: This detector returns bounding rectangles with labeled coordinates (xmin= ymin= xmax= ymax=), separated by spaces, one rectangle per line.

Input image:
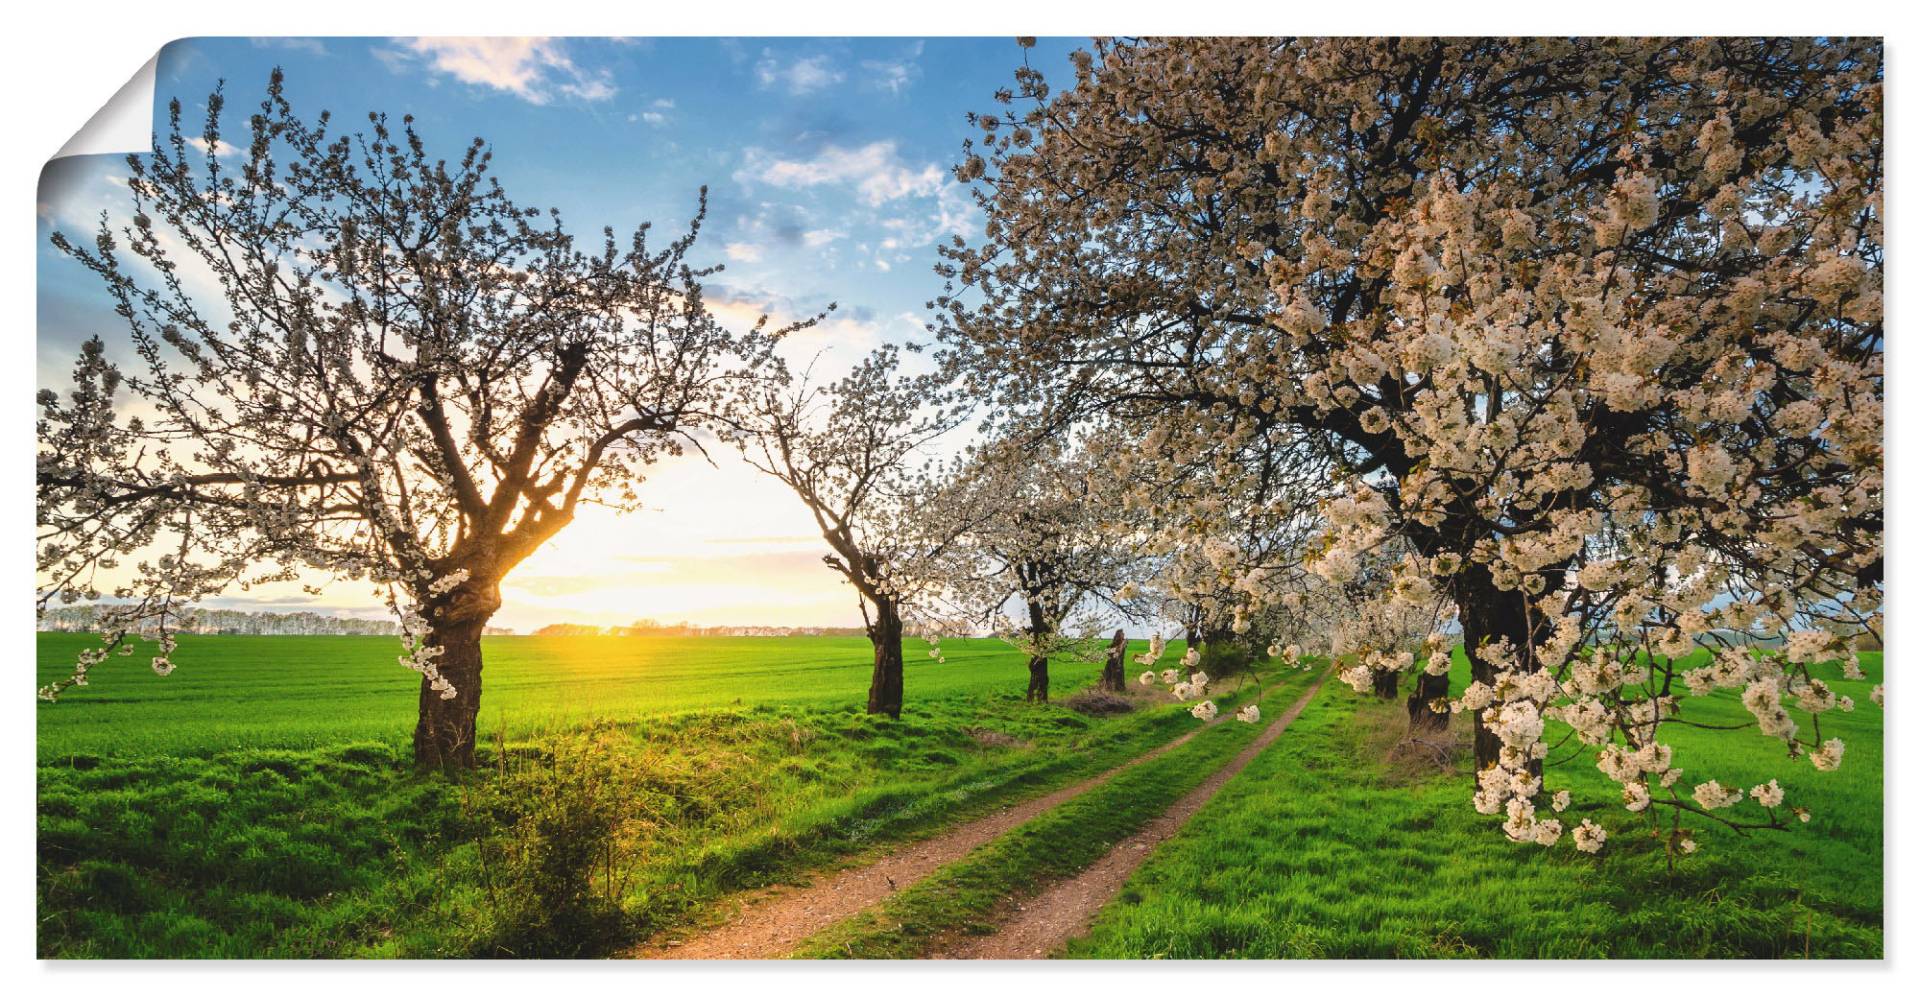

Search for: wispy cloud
xmin=736 ymin=141 xmax=942 ymax=207
xmin=862 ymin=41 xmax=924 ymax=95
xmin=387 ymin=37 xmax=616 ymax=105
xmin=754 ymin=50 xmax=843 ymax=95
xmin=630 ymin=97 xmax=675 ymax=127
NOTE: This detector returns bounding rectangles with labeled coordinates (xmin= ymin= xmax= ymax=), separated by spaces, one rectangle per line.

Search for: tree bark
xmin=412 ymin=619 xmax=484 ymax=768
xmin=1100 ymin=628 xmax=1128 ymax=692
xmin=412 ymin=576 xmax=504 ymax=768
xmin=1456 ymin=565 xmax=1548 ymax=772
xmin=866 ymin=597 xmax=905 ymax=718
xmin=1370 ymin=668 xmax=1400 ymax=700
xmin=1406 ymin=669 xmax=1452 ymax=734
xmin=1024 ymin=602 xmax=1051 ymax=703
xmin=1026 ymin=654 xmax=1050 ymax=702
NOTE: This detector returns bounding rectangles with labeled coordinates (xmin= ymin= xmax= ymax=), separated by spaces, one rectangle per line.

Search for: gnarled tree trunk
xmin=1026 ymin=655 xmax=1050 ymax=702
xmin=866 ymin=597 xmax=905 ymax=718
xmin=413 ymin=575 xmax=503 ymax=768
xmin=1370 ymin=668 xmax=1400 ymax=700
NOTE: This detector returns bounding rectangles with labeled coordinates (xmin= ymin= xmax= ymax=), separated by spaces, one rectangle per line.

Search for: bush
xmin=462 ymin=725 xmax=647 ymax=957
xmin=1198 ymin=641 xmax=1257 ymax=677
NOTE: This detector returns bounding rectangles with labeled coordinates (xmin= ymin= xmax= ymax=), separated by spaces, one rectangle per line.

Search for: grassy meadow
xmin=1067 ymin=650 xmax=1884 ymax=959
xmin=34 ymin=634 xmax=1884 ymax=959
xmin=36 ymin=633 xmax=1088 ymax=760
xmin=37 ymin=632 xmax=1212 ymax=957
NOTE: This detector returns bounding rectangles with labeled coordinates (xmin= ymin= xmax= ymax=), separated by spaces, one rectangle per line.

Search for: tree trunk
xmin=1456 ymin=565 xmax=1548 ymax=772
xmin=1370 ymin=668 xmax=1400 ymax=700
xmin=1024 ymin=603 xmax=1051 ymax=703
xmin=1100 ymin=628 xmax=1127 ymax=692
xmin=412 ymin=618 xmax=485 ymax=768
xmin=1026 ymin=654 xmax=1050 ymax=702
xmin=1406 ymin=668 xmax=1452 ymax=734
xmin=411 ymin=571 xmax=506 ymax=768
xmin=866 ymin=598 xmax=905 ymax=718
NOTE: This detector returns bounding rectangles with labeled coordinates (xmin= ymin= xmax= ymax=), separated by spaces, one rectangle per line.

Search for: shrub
xmin=463 ymin=725 xmax=647 ymax=957
xmin=1197 ymin=641 xmax=1257 ymax=677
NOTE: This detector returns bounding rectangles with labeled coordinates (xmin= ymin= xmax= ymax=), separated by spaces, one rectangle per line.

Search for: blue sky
xmin=36 ymin=36 xmax=1080 ymax=631
xmin=43 ymin=36 xmax=1081 ymax=369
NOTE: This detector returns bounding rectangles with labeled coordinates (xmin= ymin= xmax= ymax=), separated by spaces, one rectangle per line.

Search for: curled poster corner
xmin=52 ymin=53 xmax=158 ymax=161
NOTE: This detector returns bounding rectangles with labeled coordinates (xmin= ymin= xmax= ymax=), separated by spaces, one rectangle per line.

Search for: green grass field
xmin=36 ymin=633 xmax=1090 ymax=760
xmin=35 ymin=635 xmax=1884 ymax=959
xmin=1067 ymin=651 xmax=1884 ymax=959
xmin=36 ymin=633 xmax=1209 ymax=957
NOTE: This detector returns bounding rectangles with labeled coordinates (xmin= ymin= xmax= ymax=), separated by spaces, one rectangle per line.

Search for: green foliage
xmin=461 ymin=726 xmax=643 ymax=957
xmin=1197 ymin=641 xmax=1258 ymax=677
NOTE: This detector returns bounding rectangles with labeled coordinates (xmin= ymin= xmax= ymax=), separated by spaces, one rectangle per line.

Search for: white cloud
xmin=390 ymin=37 xmax=616 ymax=105
xmin=736 ymin=141 xmax=943 ymax=207
xmin=186 ymin=136 xmax=240 ymax=158
xmin=723 ymin=243 xmax=764 ymax=263
xmin=802 ymin=228 xmax=846 ymax=248
xmin=754 ymin=51 xmax=844 ymax=95
xmin=862 ymin=60 xmax=916 ymax=94
xmin=640 ymin=111 xmax=667 ymax=126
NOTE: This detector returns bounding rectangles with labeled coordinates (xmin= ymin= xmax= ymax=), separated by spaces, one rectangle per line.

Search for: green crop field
xmin=34 ymin=635 xmax=1884 ymax=959
xmin=35 ymin=633 xmax=1100 ymax=760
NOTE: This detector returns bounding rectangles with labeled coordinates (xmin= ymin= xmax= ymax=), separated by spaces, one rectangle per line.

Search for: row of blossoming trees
xmin=40 ymin=39 xmax=1883 ymax=858
xmin=926 ymin=36 xmax=1883 ymax=851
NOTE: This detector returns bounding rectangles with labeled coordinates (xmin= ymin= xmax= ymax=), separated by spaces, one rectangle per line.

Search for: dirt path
xmin=938 ymin=674 xmax=1326 ymax=960
xmin=633 ymin=721 xmax=1208 ymax=959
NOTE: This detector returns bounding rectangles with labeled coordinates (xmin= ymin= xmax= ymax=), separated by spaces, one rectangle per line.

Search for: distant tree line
xmin=39 ymin=606 xmax=514 ymax=637
xmin=533 ymin=619 xmax=871 ymax=638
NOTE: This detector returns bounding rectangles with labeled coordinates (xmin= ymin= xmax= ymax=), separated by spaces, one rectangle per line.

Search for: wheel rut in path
xmin=938 ymin=673 xmax=1326 ymax=960
xmin=633 ymin=718 xmax=1211 ymax=959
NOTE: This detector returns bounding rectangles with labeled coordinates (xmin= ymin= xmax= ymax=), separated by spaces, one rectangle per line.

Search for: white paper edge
xmin=52 ymin=54 xmax=158 ymax=161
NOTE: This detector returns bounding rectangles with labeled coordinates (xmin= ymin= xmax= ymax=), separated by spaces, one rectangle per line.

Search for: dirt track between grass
xmin=937 ymin=673 xmax=1326 ymax=960
xmin=632 ymin=714 xmax=1208 ymax=959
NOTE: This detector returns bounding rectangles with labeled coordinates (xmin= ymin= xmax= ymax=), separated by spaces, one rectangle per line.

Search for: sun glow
xmin=494 ymin=453 xmax=860 ymax=632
